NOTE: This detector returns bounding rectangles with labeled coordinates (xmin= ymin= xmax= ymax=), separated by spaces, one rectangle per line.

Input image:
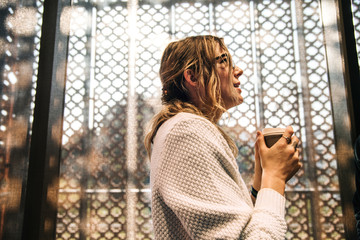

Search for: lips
xmin=233 ymin=82 xmax=242 ymax=94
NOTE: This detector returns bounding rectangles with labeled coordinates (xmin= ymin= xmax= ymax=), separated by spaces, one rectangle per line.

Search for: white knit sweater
xmin=150 ymin=112 xmax=287 ymax=239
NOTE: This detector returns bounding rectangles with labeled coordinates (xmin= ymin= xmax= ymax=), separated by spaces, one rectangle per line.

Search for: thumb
xmin=255 ymin=132 xmax=261 ymax=162
xmin=256 ymin=130 xmax=266 ymax=150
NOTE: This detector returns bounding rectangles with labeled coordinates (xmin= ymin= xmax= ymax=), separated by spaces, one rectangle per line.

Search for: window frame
xmin=19 ymin=0 xmax=359 ymax=239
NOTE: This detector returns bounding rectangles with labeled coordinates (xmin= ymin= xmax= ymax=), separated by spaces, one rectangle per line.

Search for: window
xmin=0 ymin=0 xmax=357 ymax=239
xmin=0 ymin=1 xmax=43 ymax=239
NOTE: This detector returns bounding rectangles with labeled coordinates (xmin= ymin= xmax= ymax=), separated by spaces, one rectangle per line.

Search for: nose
xmin=233 ymin=66 xmax=243 ymax=79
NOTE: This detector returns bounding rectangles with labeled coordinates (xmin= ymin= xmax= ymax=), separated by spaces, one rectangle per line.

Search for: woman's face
xmin=215 ymin=45 xmax=244 ymax=109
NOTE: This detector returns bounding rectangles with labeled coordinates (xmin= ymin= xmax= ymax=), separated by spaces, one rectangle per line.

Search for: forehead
xmin=215 ymin=42 xmax=230 ymax=57
xmin=215 ymin=43 xmax=225 ymax=54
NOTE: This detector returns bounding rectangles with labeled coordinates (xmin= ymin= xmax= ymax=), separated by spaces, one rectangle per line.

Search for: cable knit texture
xmin=150 ymin=112 xmax=287 ymax=239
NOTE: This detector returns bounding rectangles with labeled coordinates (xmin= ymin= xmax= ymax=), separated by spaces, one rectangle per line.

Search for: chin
xmin=222 ymin=91 xmax=243 ymax=109
xmin=225 ymin=99 xmax=243 ymax=110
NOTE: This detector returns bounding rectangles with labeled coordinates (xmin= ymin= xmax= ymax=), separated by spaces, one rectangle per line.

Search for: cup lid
xmin=262 ymin=128 xmax=285 ymax=136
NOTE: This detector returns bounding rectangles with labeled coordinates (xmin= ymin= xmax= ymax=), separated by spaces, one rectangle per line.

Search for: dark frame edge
xmin=337 ymin=0 xmax=360 ymax=143
xmin=321 ymin=0 xmax=358 ymax=239
xmin=337 ymin=0 xmax=360 ymax=239
xmin=22 ymin=0 xmax=70 ymax=239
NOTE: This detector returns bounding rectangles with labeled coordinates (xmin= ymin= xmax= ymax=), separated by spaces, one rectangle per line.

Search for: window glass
xmin=56 ymin=0 xmax=345 ymax=239
xmin=0 ymin=0 xmax=44 ymax=239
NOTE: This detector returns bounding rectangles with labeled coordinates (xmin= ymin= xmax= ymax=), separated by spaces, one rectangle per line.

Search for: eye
xmin=215 ymin=53 xmax=231 ymax=67
xmin=220 ymin=57 xmax=228 ymax=64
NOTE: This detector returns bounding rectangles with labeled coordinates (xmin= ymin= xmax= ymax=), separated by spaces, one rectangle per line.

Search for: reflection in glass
xmin=56 ymin=0 xmax=345 ymax=239
xmin=0 ymin=0 xmax=44 ymax=239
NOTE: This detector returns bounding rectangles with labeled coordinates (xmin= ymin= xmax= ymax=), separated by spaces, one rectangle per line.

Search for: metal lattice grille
xmin=57 ymin=4 xmax=130 ymax=239
xmin=352 ymin=0 xmax=360 ymax=63
xmin=301 ymin=1 xmax=343 ymax=238
xmin=256 ymin=1 xmax=309 ymax=237
xmin=56 ymin=0 xmax=345 ymax=239
xmin=215 ymin=0 xmax=257 ymax=188
xmin=174 ymin=2 xmax=211 ymax=37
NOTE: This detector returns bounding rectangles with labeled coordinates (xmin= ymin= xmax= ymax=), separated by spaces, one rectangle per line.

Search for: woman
xmin=145 ymin=35 xmax=301 ymax=239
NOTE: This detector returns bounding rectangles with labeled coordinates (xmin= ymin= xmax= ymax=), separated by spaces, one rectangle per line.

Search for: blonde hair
xmin=145 ymin=35 xmax=238 ymax=157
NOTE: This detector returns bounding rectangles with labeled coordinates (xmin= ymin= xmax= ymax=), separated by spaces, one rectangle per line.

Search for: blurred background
xmin=0 ymin=0 xmax=359 ymax=239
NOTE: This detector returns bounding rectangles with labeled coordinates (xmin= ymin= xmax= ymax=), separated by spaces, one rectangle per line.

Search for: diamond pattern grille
xmin=174 ymin=2 xmax=211 ymax=38
xmin=57 ymin=4 xmax=130 ymax=239
xmin=352 ymin=0 xmax=360 ymax=63
xmin=302 ymin=1 xmax=343 ymax=238
xmin=56 ymin=1 xmax=345 ymax=239
xmin=215 ymin=0 xmax=256 ymax=186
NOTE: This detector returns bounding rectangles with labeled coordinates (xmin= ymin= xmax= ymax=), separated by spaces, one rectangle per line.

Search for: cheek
xmin=220 ymin=83 xmax=233 ymax=101
xmin=220 ymin=75 xmax=232 ymax=92
xmin=217 ymin=68 xmax=232 ymax=95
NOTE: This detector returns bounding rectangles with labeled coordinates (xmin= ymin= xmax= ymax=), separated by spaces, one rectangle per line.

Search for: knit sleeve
xmin=153 ymin=117 xmax=287 ymax=239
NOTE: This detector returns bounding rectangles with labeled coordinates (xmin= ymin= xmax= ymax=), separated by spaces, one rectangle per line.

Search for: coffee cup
xmin=262 ymin=128 xmax=285 ymax=148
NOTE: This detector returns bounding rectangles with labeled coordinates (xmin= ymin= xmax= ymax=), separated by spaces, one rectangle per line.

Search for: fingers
xmin=281 ymin=126 xmax=294 ymax=144
xmin=254 ymin=132 xmax=260 ymax=159
xmin=286 ymin=150 xmax=302 ymax=182
xmin=282 ymin=135 xmax=291 ymax=144
xmin=286 ymin=162 xmax=302 ymax=182
xmin=257 ymin=126 xmax=302 ymax=183
xmin=291 ymin=139 xmax=299 ymax=150
xmin=256 ymin=130 xmax=266 ymax=150
xmin=290 ymin=135 xmax=300 ymax=152
xmin=287 ymin=135 xmax=302 ymax=181
xmin=282 ymin=126 xmax=300 ymax=152
xmin=284 ymin=126 xmax=294 ymax=136
xmin=292 ymin=159 xmax=302 ymax=179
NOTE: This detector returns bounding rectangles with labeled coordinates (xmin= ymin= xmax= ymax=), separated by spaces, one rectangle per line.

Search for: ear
xmin=183 ymin=69 xmax=197 ymax=87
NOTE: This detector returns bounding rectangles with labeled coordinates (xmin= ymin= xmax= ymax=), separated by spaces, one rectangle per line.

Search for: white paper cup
xmin=262 ymin=128 xmax=285 ymax=148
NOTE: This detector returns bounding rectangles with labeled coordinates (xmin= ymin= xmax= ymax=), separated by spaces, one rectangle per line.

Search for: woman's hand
xmin=255 ymin=126 xmax=302 ymax=195
xmin=251 ymin=139 xmax=262 ymax=203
